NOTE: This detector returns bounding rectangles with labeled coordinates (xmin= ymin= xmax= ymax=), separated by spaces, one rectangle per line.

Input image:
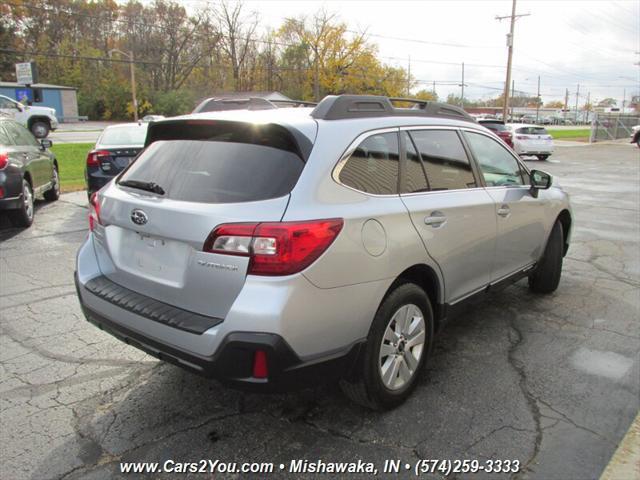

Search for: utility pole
xmin=586 ymin=91 xmax=591 ymax=123
xmin=622 ymin=88 xmax=626 ymax=112
xmin=496 ymin=0 xmax=530 ymax=123
xmin=575 ymin=84 xmax=580 ymax=124
xmin=433 ymin=80 xmax=436 ymax=96
xmin=460 ymin=62 xmax=466 ymax=108
xmin=563 ymin=88 xmax=569 ymax=123
xmin=407 ymin=56 xmax=411 ymax=96
xmin=535 ymin=75 xmax=541 ymax=124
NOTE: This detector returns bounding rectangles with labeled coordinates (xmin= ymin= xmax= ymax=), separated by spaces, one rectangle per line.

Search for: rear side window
xmin=409 ymin=130 xmax=476 ymax=190
xmin=4 ymin=121 xmax=38 ymax=147
xmin=0 ymin=125 xmax=13 ymax=146
xmin=118 ymin=124 xmax=305 ymax=204
xmin=402 ymin=132 xmax=429 ymax=193
xmin=338 ymin=132 xmax=399 ymax=195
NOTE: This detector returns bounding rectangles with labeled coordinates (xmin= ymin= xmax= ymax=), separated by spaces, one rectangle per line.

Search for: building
xmin=0 ymin=81 xmax=80 ymax=121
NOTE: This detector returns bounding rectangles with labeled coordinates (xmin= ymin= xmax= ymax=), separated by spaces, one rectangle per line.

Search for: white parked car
xmin=506 ymin=123 xmax=554 ymax=161
xmin=0 ymin=94 xmax=59 ymax=138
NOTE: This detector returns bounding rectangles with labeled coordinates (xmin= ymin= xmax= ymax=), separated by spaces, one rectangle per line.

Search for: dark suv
xmin=0 ymin=117 xmax=59 ymax=227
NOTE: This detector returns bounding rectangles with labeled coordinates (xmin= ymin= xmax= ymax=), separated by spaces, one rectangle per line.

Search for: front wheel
xmin=8 ymin=179 xmax=35 ymax=228
xmin=529 ymin=221 xmax=564 ymax=294
xmin=340 ymin=282 xmax=434 ymax=410
xmin=537 ymin=155 xmax=549 ymax=161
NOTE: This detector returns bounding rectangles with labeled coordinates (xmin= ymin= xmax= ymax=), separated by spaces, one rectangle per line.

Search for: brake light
xmin=86 ymin=150 xmax=111 ymax=167
xmin=203 ymin=219 xmax=344 ymax=276
xmin=252 ymin=350 xmax=268 ymax=378
xmin=89 ymin=192 xmax=101 ymax=231
xmin=0 ymin=152 xmax=8 ymax=170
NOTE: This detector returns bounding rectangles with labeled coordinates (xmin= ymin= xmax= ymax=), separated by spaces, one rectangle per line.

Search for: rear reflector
xmin=89 ymin=192 xmax=101 ymax=231
xmin=0 ymin=186 xmax=4 ymax=199
xmin=253 ymin=350 xmax=268 ymax=378
xmin=203 ymin=219 xmax=344 ymax=276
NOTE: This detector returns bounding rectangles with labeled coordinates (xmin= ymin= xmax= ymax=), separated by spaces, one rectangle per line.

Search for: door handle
xmin=424 ymin=211 xmax=447 ymax=227
xmin=497 ymin=205 xmax=511 ymax=217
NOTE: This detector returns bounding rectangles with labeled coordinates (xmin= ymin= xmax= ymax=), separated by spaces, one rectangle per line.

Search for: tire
xmin=43 ymin=165 xmax=60 ymax=202
xmin=8 ymin=179 xmax=35 ymax=228
xmin=529 ymin=221 xmax=564 ymax=294
xmin=340 ymin=282 xmax=434 ymax=410
xmin=537 ymin=155 xmax=549 ymax=161
xmin=30 ymin=121 xmax=50 ymax=139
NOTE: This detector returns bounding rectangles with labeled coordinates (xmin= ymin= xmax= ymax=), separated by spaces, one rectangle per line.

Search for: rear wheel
xmin=8 ymin=179 xmax=35 ymax=228
xmin=537 ymin=155 xmax=549 ymax=161
xmin=31 ymin=121 xmax=50 ymax=139
xmin=340 ymin=282 xmax=433 ymax=410
xmin=43 ymin=165 xmax=60 ymax=202
xmin=529 ymin=221 xmax=563 ymax=294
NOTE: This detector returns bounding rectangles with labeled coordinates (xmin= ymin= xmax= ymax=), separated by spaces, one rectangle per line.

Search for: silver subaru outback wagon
xmin=75 ymin=95 xmax=572 ymax=410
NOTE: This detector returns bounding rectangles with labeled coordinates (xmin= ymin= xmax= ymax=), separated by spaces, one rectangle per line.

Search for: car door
xmin=3 ymin=121 xmax=47 ymax=189
xmin=462 ymin=129 xmax=548 ymax=282
xmin=399 ymin=128 xmax=497 ymax=304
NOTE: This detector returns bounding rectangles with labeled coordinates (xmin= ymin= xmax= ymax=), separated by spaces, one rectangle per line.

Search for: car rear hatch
xmin=91 ymin=119 xmax=312 ymax=320
xmin=516 ymin=127 xmax=552 ymax=150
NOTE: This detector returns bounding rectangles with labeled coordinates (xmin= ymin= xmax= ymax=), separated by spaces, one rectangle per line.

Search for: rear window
xmin=118 ymin=123 xmax=305 ymax=204
xmin=516 ymin=127 xmax=548 ymax=135
xmin=99 ymin=125 xmax=148 ymax=146
xmin=481 ymin=122 xmax=508 ymax=132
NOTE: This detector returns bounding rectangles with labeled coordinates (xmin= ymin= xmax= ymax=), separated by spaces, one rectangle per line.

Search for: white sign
xmin=15 ymin=62 xmax=34 ymax=84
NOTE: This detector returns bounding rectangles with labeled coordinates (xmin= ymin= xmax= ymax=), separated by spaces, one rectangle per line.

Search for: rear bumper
xmin=75 ymin=272 xmax=363 ymax=391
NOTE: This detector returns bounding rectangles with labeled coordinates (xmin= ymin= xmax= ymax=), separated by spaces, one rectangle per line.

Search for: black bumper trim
xmin=84 ymin=275 xmax=223 ymax=335
xmin=76 ymin=274 xmax=363 ymax=391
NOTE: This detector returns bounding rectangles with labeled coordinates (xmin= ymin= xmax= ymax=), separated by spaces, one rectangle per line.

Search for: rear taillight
xmin=0 ymin=152 xmax=8 ymax=170
xmin=86 ymin=150 xmax=111 ymax=167
xmin=89 ymin=192 xmax=101 ymax=231
xmin=203 ymin=218 xmax=344 ymax=276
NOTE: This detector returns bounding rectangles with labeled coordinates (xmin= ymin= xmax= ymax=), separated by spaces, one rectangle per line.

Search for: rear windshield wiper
xmin=118 ymin=179 xmax=165 ymax=195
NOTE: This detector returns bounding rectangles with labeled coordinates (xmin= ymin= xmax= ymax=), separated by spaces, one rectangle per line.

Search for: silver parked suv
xmin=75 ymin=96 xmax=572 ymax=409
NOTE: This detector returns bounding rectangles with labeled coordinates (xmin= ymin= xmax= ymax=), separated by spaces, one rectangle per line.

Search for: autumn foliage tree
xmin=2 ymin=0 xmax=414 ymax=119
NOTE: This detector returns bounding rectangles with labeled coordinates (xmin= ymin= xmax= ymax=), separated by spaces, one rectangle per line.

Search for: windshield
xmin=99 ymin=125 xmax=148 ymax=146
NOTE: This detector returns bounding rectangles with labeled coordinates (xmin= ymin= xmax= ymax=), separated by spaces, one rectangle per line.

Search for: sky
xmin=182 ymin=0 xmax=640 ymax=106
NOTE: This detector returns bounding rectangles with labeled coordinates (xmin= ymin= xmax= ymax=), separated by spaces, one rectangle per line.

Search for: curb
xmin=600 ymin=411 xmax=640 ymax=480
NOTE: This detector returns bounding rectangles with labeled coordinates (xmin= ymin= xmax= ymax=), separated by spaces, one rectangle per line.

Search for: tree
xmin=216 ymin=1 xmax=258 ymax=91
xmin=597 ymin=98 xmax=617 ymax=107
xmin=545 ymin=100 xmax=564 ymax=108
xmin=413 ymin=89 xmax=438 ymax=102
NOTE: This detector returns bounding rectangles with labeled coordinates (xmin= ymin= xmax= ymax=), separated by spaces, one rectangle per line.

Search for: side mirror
xmin=529 ymin=169 xmax=552 ymax=197
xmin=15 ymin=103 xmax=24 ymax=112
xmin=40 ymin=139 xmax=53 ymax=150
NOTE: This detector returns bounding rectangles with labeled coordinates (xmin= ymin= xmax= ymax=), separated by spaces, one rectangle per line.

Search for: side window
xmin=464 ymin=131 xmax=525 ymax=187
xmin=0 ymin=125 xmax=14 ymax=146
xmin=338 ymin=132 xmax=399 ymax=195
xmin=0 ymin=97 xmax=17 ymax=109
xmin=402 ymin=132 xmax=429 ymax=193
xmin=409 ymin=130 xmax=476 ymax=190
xmin=4 ymin=122 xmax=38 ymax=147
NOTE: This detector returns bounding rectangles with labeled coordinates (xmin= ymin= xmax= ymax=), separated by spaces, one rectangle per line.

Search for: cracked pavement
xmin=1 ymin=144 xmax=638 ymax=479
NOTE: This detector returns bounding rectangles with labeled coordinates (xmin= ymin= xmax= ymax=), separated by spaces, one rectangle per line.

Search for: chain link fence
xmin=590 ymin=113 xmax=640 ymax=142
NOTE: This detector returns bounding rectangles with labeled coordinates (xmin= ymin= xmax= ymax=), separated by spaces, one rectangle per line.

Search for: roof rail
xmin=269 ymin=99 xmax=318 ymax=107
xmin=310 ymin=95 xmax=475 ymax=122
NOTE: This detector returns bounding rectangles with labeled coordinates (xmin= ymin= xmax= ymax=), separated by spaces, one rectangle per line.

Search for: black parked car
xmin=85 ymin=122 xmax=148 ymax=198
xmin=0 ymin=117 xmax=59 ymax=228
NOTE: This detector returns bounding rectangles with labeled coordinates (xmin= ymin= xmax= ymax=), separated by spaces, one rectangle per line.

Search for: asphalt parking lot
xmin=1 ymin=143 xmax=638 ymax=480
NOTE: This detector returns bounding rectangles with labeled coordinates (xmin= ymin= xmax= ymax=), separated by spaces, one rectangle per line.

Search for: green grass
xmin=50 ymin=143 xmax=93 ymax=192
xmin=547 ymin=128 xmax=590 ymax=140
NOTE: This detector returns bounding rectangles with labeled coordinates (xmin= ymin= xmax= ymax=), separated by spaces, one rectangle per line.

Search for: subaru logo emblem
xmin=130 ymin=209 xmax=148 ymax=226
